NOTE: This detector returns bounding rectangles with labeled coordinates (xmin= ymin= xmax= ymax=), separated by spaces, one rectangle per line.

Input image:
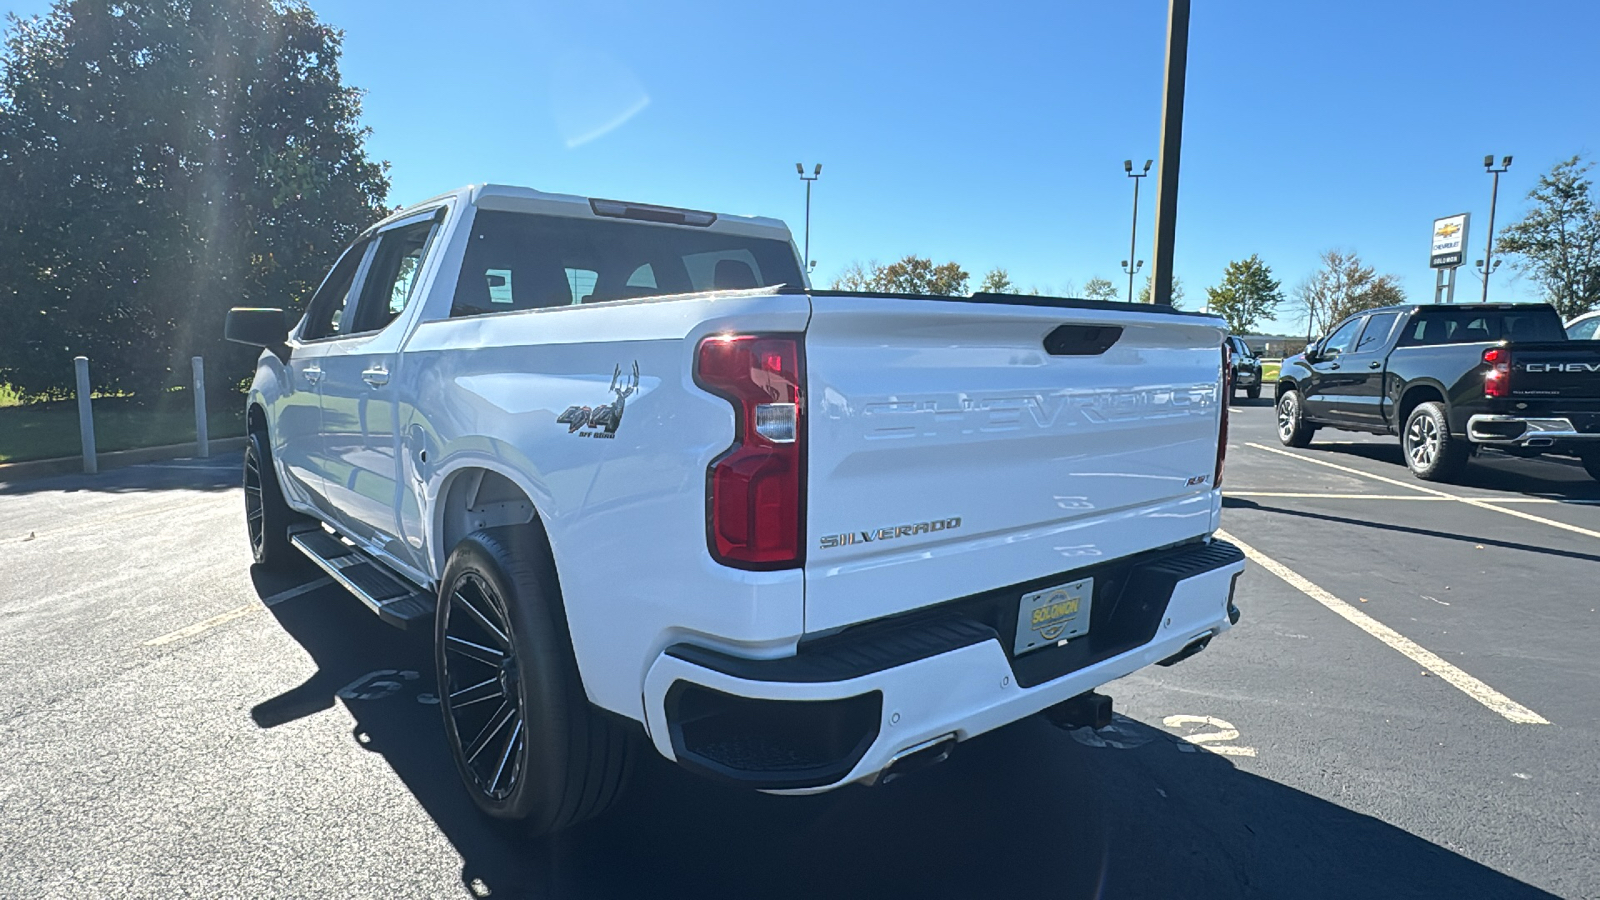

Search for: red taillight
xmin=696 ymin=334 xmax=804 ymax=569
xmin=1484 ymin=346 xmax=1510 ymax=398
xmin=1215 ymin=343 xmax=1231 ymax=489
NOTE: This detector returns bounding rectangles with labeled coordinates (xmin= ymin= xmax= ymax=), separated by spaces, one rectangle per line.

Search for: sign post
xmin=1430 ymin=213 xmax=1469 ymax=303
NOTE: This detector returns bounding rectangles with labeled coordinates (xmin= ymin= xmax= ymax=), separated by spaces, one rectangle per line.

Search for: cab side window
xmin=1355 ymin=312 xmax=1399 ymax=353
xmin=1320 ymin=316 xmax=1365 ymax=357
xmin=349 ymin=219 xmax=440 ymax=335
xmin=301 ymin=238 xmax=372 ymax=341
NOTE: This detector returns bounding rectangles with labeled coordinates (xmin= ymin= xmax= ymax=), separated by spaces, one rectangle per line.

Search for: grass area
xmin=0 ymin=383 xmax=21 ymax=408
xmin=0 ymin=390 xmax=244 ymax=464
xmin=1260 ymin=361 xmax=1281 ymax=382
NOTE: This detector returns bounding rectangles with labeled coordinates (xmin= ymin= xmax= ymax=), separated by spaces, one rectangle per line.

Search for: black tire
xmin=243 ymin=430 xmax=299 ymax=569
xmin=1402 ymin=402 xmax=1468 ymax=482
xmin=1276 ymin=389 xmax=1315 ymax=448
xmin=435 ymin=525 xmax=636 ymax=834
xmin=1579 ymin=450 xmax=1600 ymax=483
xmin=1246 ymin=385 xmax=1262 ymax=400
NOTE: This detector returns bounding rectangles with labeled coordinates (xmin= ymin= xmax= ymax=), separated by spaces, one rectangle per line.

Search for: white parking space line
xmin=143 ymin=577 xmax=334 ymax=647
xmin=261 ymin=576 xmax=334 ymax=607
xmin=1245 ymin=442 xmax=1600 ymax=541
xmin=1226 ymin=490 xmax=1595 ymax=504
xmin=1216 ymin=529 xmax=1550 ymax=726
xmin=1227 ymin=492 xmax=1452 ymax=501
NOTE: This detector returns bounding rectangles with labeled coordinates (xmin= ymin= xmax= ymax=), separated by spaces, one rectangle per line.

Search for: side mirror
xmin=225 ymin=308 xmax=287 ymax=348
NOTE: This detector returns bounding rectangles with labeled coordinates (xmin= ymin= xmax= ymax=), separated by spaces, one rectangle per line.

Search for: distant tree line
xmin=0 ymin=0 xmax=390 ymax=399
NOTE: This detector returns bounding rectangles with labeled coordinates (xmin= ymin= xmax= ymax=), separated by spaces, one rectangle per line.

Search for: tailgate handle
xmin=1044 ymin=324 xmax=1123 ymax=356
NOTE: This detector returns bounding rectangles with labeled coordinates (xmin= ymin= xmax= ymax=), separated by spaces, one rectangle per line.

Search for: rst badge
xmin=557 ymin=363 xmax=639 ymax=439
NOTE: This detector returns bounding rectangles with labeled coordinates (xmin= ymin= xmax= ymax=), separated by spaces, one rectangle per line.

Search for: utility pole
xmin=1123 ymin=159 xmax=1151 ymax=303
xmin=1147 ymin=0 xmax=1190 ymax=306
xmin=796 ymin=163 xmax=821 ymax=277
xmin=1480 ymin=154 xmax=1511 ymax=302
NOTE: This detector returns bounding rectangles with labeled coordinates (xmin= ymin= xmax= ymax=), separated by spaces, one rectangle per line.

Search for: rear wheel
xmin=1246 ymin=385 xmax=1262 ymax=400
xmin=1402 ymin=402 xmax=1467 ymax=482
xmin=1579 ymin=450 xmax=1600 ymax=482
xmin=1276 ymin=389 xmax=1315 ymax=448
xmin=435 ymin=525 xmax=636 ymax=835
xmin=243 ymin=430 xmax=300 ymax=569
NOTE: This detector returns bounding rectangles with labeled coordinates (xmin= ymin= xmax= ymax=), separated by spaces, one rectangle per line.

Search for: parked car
xmin=225 ymin=184 xmax=1243 ymax=835
xmin=1227 ymin=335 xmax=1262 ymax=400
xmin=1275 ymin=303 xmax=1600 ymax=481
xmin=1567 ymin=309 xmax=1600 ymax=341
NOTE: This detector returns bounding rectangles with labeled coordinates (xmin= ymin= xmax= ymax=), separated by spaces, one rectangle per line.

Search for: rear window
xmin=1399 ymin=308 xmax=1566 ymax=345
xmin=450 ymin=211 xmax=803 ymax=318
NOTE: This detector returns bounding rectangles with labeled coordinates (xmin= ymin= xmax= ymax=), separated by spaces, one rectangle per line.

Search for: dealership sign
xmin=1430 ymin=213 xmax=1470 ymax=269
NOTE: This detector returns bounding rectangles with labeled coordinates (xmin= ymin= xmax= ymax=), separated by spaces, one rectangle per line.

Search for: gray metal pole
xmin=1148 ymin=0 xmax=1190 ymax=306
xmin=74 ymin=356 xmax=97 ymax=475
xmin=804 ymin=178 xmax=812 ymax=275
xmin=192 ymin=356 xmax=209 ymax=458
xmin=1447 ymin=266 xmax=1458 ymax=304
xmin=1127 ymin=176 xmax=1141 ymax=303
xmin=1481 ymin=169 xmax=1500 ymax=303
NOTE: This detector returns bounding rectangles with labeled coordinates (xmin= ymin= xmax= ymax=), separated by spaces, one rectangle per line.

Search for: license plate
xmin=1014 ymin=577 xmax=1093 ymax=655
xmin=1237 ymin=372 xmax=1257 ymax=383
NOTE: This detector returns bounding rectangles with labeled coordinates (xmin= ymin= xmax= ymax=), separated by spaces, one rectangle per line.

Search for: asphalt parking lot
xmin=2 ymin=400 xmax=1597 ymax=900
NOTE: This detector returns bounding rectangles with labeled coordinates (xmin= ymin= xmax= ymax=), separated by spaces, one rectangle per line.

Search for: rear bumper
xmin=1467 ymin=414 xmax=1600 ymax=447
xmin=642 ymin=539 xmax=1244 ymax=793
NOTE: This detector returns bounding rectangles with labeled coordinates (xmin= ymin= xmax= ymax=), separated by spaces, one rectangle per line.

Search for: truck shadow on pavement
xmin=1306 ymin=440 xmax=1600 ymax=501
xmin=247 ymin=569 xmax=1559 ymax=900
xmin=0 ymin=454 xmax=241 ymax=496
xmin=1222 ymin=497 xmax=1600 ymax=565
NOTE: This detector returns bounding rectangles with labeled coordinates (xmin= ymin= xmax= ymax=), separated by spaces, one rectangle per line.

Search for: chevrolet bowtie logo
xmin=1436 ymin=222 xmax=1461 ymax=238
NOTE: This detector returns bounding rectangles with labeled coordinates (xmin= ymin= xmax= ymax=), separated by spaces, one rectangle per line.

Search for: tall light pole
xmin=1480 ymin=154 xmax=1511 ymax=303
xmin=1123 ymin=159 xmax=1152 ymax=302
xmin=796 ymin=163 xmax=821 ymax=276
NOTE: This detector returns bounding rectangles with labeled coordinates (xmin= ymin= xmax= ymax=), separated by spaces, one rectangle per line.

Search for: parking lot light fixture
xmin=1481 ymin=154 xmax=1512 ymax=302
xmin=796 ymin=162 xmax=821 ymax=281
xmin=1124 ymin=159 xmax=1152 ymax=302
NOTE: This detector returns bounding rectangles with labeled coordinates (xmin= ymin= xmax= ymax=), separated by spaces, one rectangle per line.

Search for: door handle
xmin=1369 ymin=361 xmax=1382 ymax=369
xmin=362 ymin=367 xmax=390 ymax=387
xmin=303 ymin=365 xmax=322 ymax=386
xmin=1328 ymin=362 xmax=1341 ymax=370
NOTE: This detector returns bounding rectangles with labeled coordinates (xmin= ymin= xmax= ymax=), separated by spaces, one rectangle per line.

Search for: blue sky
xmin=7 ymin=0 xmax=1599 ymax=333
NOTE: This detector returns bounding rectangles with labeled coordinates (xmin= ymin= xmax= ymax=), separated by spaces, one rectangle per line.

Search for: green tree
xmin=1082 ymin=277 xmax=1119 ymax=302
xmin=1136 ymin=275 xmax=1186 ymax=308
xmin=829 ymin=255 xmax=969 ymax=295
xmin=1204 ymin=255 xmax=1283 ymax=334
xmin=0 ymin=0 xmax=390 ymax=398
xmin=977 ymin=267 xmax=1019 ymax=294
xmin=1293 ymin=249 xmax=1405 ymax=336
xmin=1495 ymin=155 xmax=1600 ymax=319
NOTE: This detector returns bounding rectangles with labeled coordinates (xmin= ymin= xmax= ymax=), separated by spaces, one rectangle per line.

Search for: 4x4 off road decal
xmin=557 ymin=362 xmax=639 ymax=439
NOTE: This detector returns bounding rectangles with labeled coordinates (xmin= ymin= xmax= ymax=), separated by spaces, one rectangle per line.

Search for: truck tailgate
xmin=1509 ymin=340 xmax=1600 ymax=416
xmin=802 ymin=294 xmax=1226 ymax=633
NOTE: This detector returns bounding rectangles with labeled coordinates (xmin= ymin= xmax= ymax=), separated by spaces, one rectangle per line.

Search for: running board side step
xmin=289 ymin=527 xmax=434 ymax=630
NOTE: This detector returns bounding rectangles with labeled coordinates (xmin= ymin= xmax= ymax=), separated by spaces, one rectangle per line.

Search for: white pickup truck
xmin=226 ymin=184 xmax=1244 ymax=835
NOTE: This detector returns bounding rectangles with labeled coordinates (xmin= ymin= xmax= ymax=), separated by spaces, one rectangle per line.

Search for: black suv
xmin=1228 ymin=336 xmax=1263 ymax=400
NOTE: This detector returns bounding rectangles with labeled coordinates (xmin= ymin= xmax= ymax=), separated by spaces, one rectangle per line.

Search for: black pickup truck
xmin=1275 ymin=303 xmax=1600 ymax=482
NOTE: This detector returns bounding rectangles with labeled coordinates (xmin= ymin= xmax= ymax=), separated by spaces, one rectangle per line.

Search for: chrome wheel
xmin=1277 ymin=394 xmax=1298 ymax=441
xmin=1406 ymin=413 xmax=1439 ymax=469
xmin=243 ymin=450 xmax=265 ymax=556
xmin=441 ymin=574 xmax=525 ymax=801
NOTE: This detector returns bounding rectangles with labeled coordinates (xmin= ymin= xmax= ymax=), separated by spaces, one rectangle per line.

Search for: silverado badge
xmin=558 ymin=362 xmax=639 ymax=439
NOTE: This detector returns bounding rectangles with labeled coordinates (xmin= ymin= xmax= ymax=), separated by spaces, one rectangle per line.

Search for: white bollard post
xmin=191 ymin=356 xmax=209 ymax=458
xmin=74 ymin=356 xmax=97 ymax=474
